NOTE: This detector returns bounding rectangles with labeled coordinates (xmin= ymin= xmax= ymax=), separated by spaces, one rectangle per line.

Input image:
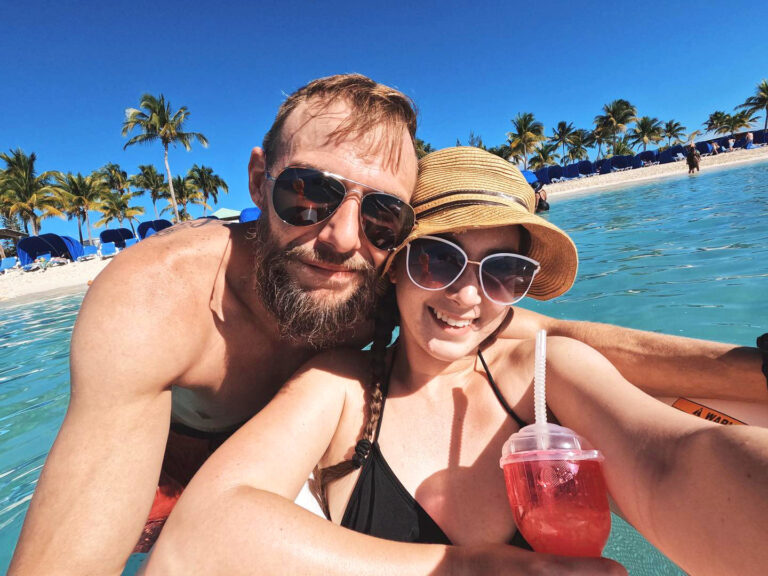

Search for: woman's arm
xmin=544 ymin=337 xmax=768 ymax=576
xmin=144 ymin=350 xmax=625 ymax=576
xmin=503 ymin=307 xmax=766 ymax=401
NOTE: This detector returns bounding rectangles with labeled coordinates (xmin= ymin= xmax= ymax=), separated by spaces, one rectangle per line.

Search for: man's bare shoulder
xmin=71 ymin=221 xmax=245 ymax=393
xmin=89 ymin=220 xmax=238 ymax=308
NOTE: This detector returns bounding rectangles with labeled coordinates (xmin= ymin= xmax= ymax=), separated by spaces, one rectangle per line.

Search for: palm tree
xmin=611 ymin=135 xmax=636 ymax=157
xmin=186 ymin=165 xmax=228 ymax=216
xmin=99 ymin=163 xmax=131 ymax=197
xmin=95 ymin=190 xmax=145 ymax=233
xmin=528 ymin=142 xmax=560 ymax=170
xmin=506 ymin=112 xmax=546 ymax=170
xmin=566 ymin=130 xmax=592 ymax=163
xmin=0 ymin=149 xmax=62 ymax=235
xmin=629 ymin=116 xmax=664 ymax=152
xmin=703 ymin=111 xmax=730 ymax=135
xmin=591 ymin=124 xmax=608 ymax=161
xmin=724 ymin=109 xmax=759 ymax=137
xmin=550 ymin=121 xmax=576 ymax=166
xmin=486 ymin=143 xmax=513 ymax=161
xmin=415 ymin=138 xmax=434 ymax=159
xmin=122 ymin=93 xmax=208 ymax=223
xmin=129 ymin=164 xmax=167 ymax=219
xmin=51 ymin=171 xmax=107 ymax=245
xmin=161 ymin=176 xmax=209 ymax=221
xmin=737 ymin=79 xmax=768 ymax=132
xmin=595 ymin=99 xmax=637 ymax=155
xmin=662 ymin=120 xmax=687 ymax=147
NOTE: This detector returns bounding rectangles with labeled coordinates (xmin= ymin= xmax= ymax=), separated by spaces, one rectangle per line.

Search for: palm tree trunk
xmin=128 ymin=218 xmax=136 ymax=236
xmin=31 ymin=217 xmax=39 ymax=236
xmin=77 ymin=214 xmax=84 ymax=245
xmin=152 ymin=199 xmax=159 ymax=220
xmin=85 ymin=211 xmax=93 ymax=244
xmin=164 ymin=145 xmax=181 ymax=223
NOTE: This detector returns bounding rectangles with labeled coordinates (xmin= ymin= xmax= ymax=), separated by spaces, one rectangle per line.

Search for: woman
xmin=145 ymin=148 xmax=768 ymax=576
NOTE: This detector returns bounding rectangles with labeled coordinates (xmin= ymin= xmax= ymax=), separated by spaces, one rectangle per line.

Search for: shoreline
xmin=544 ymin=145 xmax=768 ymax=201
xmin=0 ymin=258 xmax=111 ymax=307
xmin=2 ymin=146 xmax=767 ymax=305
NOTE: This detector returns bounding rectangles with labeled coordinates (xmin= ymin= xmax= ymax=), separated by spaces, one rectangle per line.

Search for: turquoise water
xmin=1 ymin=161 xmax=766 ymax=574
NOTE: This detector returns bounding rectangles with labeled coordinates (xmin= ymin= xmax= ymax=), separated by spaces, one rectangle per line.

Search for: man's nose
xmin=316 ymin=195 xmax=362 ymax=255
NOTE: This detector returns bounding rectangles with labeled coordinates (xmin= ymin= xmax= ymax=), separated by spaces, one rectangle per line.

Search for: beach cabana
xmin=239 ymin=207 xmax=261 ymax=223
xmin=598 ymin=158 xmax=612 ymax=174
xmin=209 ymin=208 xmax=241 ymax=221
xmin=520 ymin=170 xmax=538 ymax=185
xmin=534 ymin=167 xmax=551 ymax=185
xmin=137 ymin=219 xmax=173 ymax=239
xmin=636 ymin=150 xmax=658 ymax=165
xmin=562 ymin=163 xmax=580 ymax=180
xmin=547 ymin=165 xmax=564 ymax=182
xmin=695 ymin=142 xmax=712 ymax=156
xmin=610 ymin=155 xmax=632 ymax=171
xmin=753 ymin=130 xmax=766 ymax=145
xmin=17 ymin=233 xmax=82 ymax=266
xmin=577 ymin=160 xmax=596 ymax=177
xmin=99 ymin=228 xmax=134 ymax=249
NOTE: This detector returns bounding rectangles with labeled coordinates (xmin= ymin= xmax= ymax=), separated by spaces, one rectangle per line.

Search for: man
xmin=11 ymin=73 xmax=767 ymax=576
xmin=10 ymin=74 xmax=420 ymax=575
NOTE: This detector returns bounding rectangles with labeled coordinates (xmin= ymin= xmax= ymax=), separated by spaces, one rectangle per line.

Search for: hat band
xmin=418 ymin=199 xmax=531 ymax=220
xmin=413 ymin=189 xmax=528 ymax=210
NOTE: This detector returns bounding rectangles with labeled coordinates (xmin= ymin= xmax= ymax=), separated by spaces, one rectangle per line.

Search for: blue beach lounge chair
xmin=77 ymin=245 xmax=99 ymax=261
xmin=562 ymin=163 xmax=581 ymax=179
xmin=0 ymin=257 xmax=19 ymax=274
xmin=99 ymin=242 xmax=118 ymax=259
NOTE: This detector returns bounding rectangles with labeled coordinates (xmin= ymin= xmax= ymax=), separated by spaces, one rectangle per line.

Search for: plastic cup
xmin=499 ymin=423 xmax=611 ymax=557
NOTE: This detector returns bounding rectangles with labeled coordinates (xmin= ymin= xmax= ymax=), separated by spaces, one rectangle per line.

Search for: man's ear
xmin=386 ymin=260 xmax=398 ymax=284
xmin=248 ymin=147 xmax=267 ymax=206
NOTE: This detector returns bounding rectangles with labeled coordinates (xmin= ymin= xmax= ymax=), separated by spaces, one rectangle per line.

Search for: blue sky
xmin=2 ymin=0 xmax=766 ymax=237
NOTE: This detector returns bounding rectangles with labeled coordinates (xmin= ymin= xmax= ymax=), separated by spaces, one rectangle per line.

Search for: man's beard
xmin=249 ymin=218 xmax=378 ymax=350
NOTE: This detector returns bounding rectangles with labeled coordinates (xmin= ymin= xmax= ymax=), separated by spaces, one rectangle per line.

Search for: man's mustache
xmin=283 ymin=244 xmax=375 ymax=272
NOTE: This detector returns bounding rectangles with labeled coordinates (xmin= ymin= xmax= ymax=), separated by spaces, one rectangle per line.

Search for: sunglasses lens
xmin=361 ymin=194 xmax=415 ymax=251
xmin=407 ymin=238 xmax=466 ymax=289
xmin=481 ymin=255 xmax=537 ymax=304
xmin=272 ymin=168 xmax=344 ymax=226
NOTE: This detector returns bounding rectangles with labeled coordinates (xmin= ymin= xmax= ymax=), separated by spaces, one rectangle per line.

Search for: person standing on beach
xmin=686 ymin=143 xmax=701 ymax=174
xmin=9 ymin=73 xmax=768 ymax=576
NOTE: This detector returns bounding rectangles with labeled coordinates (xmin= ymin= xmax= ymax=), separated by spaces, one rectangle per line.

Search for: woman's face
xmin=392 ymin=226 xmax=523 ymax=364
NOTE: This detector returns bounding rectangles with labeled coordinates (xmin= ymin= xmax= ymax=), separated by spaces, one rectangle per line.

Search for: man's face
xmin=249 ymin=99 xmax=417 ymax=347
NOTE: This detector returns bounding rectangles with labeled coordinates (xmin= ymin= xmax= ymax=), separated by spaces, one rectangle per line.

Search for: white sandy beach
xmin=0 ymin=258 xmax=112 ymax=304
xmin=545 ymin=145 xmax=768 ymax=198
xmin=1 ymin=146 xmax=767 ymax=305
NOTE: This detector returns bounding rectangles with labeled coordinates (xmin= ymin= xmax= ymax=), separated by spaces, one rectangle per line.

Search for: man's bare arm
xmin=545 ymin=337 xmax=768 ymax=576
xmin=9 ymin=247 xmax=201 ymax=576
xmin=505 ymin=307 xmax=766 ymax=400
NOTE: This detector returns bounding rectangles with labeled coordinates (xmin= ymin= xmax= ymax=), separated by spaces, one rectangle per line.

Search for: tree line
xmin=418 ymin=79 xmax=768 ymax=170
xmin=0 ymin=93 xmax=228 ymax=250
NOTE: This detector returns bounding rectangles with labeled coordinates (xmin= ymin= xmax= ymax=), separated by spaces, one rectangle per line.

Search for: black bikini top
xmin=339 ymin=350 xmax=531 ymax=548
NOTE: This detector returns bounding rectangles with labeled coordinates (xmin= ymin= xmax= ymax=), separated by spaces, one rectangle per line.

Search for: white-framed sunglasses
xmin=405 ymin=235 xmax=541 ymax=305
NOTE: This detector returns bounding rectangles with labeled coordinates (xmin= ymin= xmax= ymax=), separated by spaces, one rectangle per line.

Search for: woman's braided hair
xmin=309 ymin=283 xmax=399 ymax=519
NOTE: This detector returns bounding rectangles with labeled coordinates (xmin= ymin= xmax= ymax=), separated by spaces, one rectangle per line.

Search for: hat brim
xmin=384 ymin=202 xmax=577 ymax=300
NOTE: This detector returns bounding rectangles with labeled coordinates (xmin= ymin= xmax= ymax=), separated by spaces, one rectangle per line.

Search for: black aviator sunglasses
xmin=266 ymin=166 xmax=415 ymax=252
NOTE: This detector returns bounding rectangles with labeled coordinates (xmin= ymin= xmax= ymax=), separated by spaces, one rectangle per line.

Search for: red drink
xmin=500 ymin=423 xmax=611 ymax=557
xmin=503 ymin=458 xmax=610 ymax=557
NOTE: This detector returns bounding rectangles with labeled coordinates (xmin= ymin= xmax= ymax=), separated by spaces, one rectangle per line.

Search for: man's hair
xmin=263 ymin=74 xmax=418 ymax=171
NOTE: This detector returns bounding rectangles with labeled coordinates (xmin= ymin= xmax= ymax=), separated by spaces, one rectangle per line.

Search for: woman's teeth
xmin=431 ymin=307 xmax=473 ymax=328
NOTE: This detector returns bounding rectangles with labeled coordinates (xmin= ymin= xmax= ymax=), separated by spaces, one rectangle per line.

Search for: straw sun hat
xmin=384 ymin=146 xmax=578 ymax=300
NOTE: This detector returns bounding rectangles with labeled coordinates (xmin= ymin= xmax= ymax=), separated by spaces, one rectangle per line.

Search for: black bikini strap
xmin=477 ymin=349 xmax=528 ymax=429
